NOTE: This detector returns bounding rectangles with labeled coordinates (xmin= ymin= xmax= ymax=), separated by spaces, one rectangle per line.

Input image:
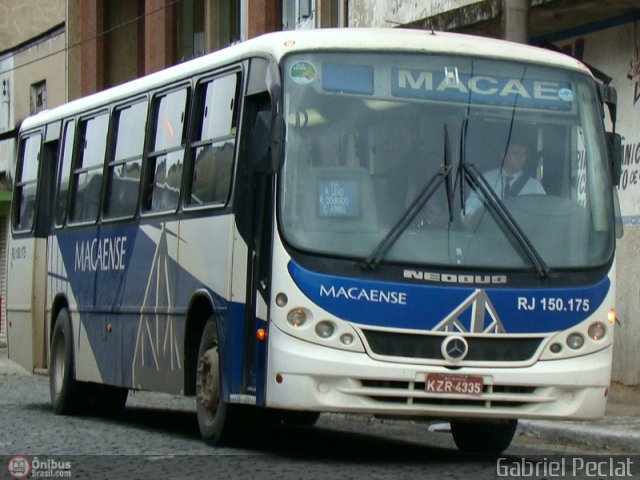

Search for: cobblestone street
xmin=0 ymin=358 xmax=626 ymax=479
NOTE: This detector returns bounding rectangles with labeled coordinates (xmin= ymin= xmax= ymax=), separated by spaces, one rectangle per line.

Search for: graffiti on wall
xmin=619 ymin=47 xmax=640 ymax=217
xmin=627 ymin=48 xmax=640 ymax=106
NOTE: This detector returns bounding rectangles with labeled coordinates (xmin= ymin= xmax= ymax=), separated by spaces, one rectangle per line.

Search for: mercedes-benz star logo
xmin=441 ymin=335 xmax=469 ymax=362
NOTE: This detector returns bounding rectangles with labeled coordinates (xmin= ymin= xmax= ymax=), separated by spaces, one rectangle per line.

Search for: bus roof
xmin=20 ymin=28 xmax=590 ymax=131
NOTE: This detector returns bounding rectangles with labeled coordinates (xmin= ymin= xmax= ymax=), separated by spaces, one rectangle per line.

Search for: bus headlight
xmin=287 ymin=308 xmax=308 ymax=328
xmin=588 ymin=322 xmax=606 ymax=341
xmin=566 ymin=333 xmax=584 ymax=350
xmin=315 ymin=321 xmax=335 ymax=339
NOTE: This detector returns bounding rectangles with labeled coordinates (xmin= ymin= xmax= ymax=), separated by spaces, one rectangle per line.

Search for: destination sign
xmin=391 ymin=68 xmax=574 ymax=110
xmin=318 ymin=179 xmax=358 ymax=218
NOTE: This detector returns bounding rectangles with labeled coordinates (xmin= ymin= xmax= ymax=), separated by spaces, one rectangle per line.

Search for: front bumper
xmin=265 ymin=325 xmax=610 ymax=420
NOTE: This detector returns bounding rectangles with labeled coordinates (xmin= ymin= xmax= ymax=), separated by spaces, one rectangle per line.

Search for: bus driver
xmin=464 ymin=139 xmax=545 ymax=217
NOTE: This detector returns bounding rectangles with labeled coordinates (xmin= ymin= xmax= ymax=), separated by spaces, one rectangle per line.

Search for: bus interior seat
xmin=77 ymin=173 xmax=102 ymax=221
xmin=192 ymin=143 xmax=233 ymax=204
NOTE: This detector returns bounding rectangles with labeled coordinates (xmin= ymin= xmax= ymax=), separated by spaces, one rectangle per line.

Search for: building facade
xmin=0 ymin=0 xmax=66 ymax=346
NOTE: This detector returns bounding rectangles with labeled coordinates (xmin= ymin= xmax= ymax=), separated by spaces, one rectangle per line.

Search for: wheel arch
xmin=184 ymin=290 xmax=219 ymax=396
xmin=49 ymin=294 xmax=70 ymax=344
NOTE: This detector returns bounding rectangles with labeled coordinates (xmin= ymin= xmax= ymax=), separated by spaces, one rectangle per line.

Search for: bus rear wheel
xmin=196 ymin=317 xmax=238 ymax=445
xmin=49 ymin=308 xmax=83 ymax=415
xmin=450 ymin=419 xmax=517 ymax=455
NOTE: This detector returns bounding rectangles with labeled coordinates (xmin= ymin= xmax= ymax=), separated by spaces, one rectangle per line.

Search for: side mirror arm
xmin=606 ymin=132 xmax=622 ymax=187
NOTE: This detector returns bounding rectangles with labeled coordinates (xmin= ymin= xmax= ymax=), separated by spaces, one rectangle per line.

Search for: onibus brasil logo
xmin=7 ymin=456 xmax=30 ymax=479
xmin=7 ymin=456 xmax=72 ymax=478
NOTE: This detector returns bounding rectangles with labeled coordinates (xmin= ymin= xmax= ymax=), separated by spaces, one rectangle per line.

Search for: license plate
xmin=425 ymin=373 xmax=484 ymax=395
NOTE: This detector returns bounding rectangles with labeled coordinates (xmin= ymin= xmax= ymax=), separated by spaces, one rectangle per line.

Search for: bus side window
xmin=144 ymin=87 xmax=189 ymax=213
xmin=54 ymin=120 xmax=75 ymax=226
xmin=105 ymin=100 xmax=147 ymax=218
xmin=69 ymin=113 xmax=108 ymax=223
xmin=13 ymin=133 xmax=43 ymax=231
xmin=187 ymin=73 xmax=239 ymax=207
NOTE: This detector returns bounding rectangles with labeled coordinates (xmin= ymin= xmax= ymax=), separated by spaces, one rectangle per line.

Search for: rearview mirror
xmin=249 ymin=111 xmax=283 ymax=174
xmin=606 ymin=132 xmax=622 ymax=186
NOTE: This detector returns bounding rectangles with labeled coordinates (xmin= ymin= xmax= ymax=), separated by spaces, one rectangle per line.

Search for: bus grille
xmin=362 ymin=330 xmax=544 ymax=362
xmin=344 ymin=380 xmax=544 ymax=409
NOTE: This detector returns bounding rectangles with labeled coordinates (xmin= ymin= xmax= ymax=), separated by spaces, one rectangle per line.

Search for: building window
xmin=285 ymin=0 xmax=346 ymax=29
xmin=211 ymin=0 xmax=241 ymax=49
xmin=177 ymin=0 xmax=205 ymax=61
xmin=30 ymin=81 xmax=47 ymax=115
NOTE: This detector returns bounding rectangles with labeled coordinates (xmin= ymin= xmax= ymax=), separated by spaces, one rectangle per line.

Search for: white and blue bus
xmin=6 ymin=29 xmax=621 ymax=454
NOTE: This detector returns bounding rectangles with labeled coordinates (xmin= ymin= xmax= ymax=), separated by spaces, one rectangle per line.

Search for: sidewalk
xmin=1 ymin=345 xmax=638 ymax=452
xmin=519 ymin=385 xmax=640 ymax=453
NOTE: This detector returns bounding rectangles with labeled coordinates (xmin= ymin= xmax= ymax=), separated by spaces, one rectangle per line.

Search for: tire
xmin=450 ymin=419 xmax=518 ymax=455
xmin=49 ymin=309 xmax=84 ymax=415
xmin=196 ymin=317 xmax=239 ymax=445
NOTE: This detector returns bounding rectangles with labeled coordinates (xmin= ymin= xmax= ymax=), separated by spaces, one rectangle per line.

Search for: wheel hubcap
xmin=196 ymin=348 xmax=220 ymax=414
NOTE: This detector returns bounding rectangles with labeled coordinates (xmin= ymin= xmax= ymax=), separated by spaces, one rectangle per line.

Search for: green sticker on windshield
xmin=290 ymin=61 xmax=317 ymax=84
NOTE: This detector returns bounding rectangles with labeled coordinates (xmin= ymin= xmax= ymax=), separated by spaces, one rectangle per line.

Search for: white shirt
xmin=464 ymin=168 xmax=546 ymax=216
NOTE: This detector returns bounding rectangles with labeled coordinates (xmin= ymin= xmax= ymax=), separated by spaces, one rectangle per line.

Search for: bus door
xmin=7 ymin=122 xmax=60 ymax=371
xmin=232 ymin=58 xmax=277 ymax=405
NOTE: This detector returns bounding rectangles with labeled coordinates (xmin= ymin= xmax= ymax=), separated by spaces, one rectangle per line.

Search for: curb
xmin=519 ymin=419 xmax=640 ymax=453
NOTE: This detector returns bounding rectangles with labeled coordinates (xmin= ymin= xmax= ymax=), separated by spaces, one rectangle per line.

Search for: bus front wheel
xmin=196 ymin=317 xmax=238 ymax=445
xmin=49 ymin=308 xmax=83 ymax=415
xmin=450 ymin=419 xmax=518 ymax=455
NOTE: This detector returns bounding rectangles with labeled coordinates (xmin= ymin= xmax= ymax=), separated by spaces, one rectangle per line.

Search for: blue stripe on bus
xmin=288 ymin=261 xmax=610 ymax=334
xmin=53 ymin=225 xmax=248 ymax=397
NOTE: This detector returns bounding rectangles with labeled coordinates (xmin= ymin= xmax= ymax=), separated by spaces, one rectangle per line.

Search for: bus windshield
xmin=280 ymin=52 xmax=614 ymax=270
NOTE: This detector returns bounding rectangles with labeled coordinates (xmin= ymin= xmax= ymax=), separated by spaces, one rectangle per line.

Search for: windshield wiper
xmin=462 ymin=162 xmax=550 ymax=278
xmin=362 ymin=126 xmax=453 ymax=270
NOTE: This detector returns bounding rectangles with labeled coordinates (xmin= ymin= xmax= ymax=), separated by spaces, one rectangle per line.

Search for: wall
xmin=0 ymin=0 xmax=65 ymax=51
xmin=12 ymin=32 xmax=66 ymax=126
xmin=349 ymin=0 xmax=482 ymax=28
xmin=66 ymin=0 xmax=82 ymax=101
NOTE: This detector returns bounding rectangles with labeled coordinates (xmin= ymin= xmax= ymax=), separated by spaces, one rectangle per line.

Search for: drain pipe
xmin=502 ymin=0 xmax=530 ymax=44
